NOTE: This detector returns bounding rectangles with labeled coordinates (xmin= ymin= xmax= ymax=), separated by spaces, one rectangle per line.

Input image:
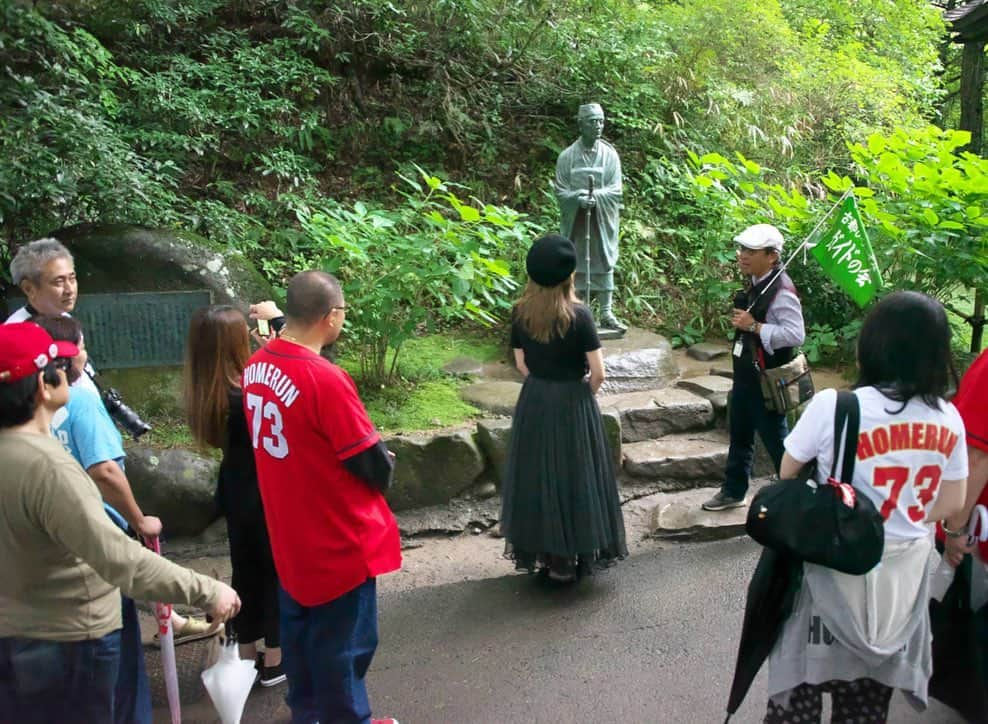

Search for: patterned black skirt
xmin=500 ymin=375 xmax=627 ymax=576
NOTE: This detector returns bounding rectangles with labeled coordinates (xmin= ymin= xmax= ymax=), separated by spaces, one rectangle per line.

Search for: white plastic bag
xmin=930 ymin=553 xmax=955 ymax=602
xmin=201 ymin=639 xmax=256 ymax=724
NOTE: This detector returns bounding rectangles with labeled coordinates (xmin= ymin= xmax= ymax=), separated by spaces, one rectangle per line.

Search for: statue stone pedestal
xmin=599 ymin=326 xmax=678 ymax=395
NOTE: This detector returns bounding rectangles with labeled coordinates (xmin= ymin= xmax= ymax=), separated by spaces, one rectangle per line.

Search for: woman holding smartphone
xmin=184 ymin=304 xmax=286 ymax=686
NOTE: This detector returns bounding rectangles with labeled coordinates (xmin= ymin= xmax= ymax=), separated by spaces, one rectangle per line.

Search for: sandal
xmin=153 ymin=616 xmax=218 ymax=646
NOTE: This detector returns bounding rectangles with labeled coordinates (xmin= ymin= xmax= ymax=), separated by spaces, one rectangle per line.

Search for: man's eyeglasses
xmin=331 ymin=305 xmax=350 ymax=313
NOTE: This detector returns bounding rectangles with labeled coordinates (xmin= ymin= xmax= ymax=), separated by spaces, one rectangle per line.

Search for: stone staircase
xmin=599 ymin=370 xmax=773 ymax=494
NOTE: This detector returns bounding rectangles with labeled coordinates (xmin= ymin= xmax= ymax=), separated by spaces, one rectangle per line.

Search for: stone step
xmin=646 ymin=478 xmax=774 ymax=542
xmin=622 ymin=431 xmax=730 ymax=485
xmin=676 ymin=375 xmax=733 ymax=419
xmin=623 ymin=430 xmax=777 ymax=488
xmin=598 ymin=387 xmax=714 ymax=443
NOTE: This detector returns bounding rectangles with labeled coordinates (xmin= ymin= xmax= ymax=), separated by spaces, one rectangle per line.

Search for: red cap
xmin=0 ymin=323 xmax=79 ymax=383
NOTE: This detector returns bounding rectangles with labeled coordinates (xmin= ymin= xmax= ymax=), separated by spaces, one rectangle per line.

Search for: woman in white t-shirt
xmin=763 ymin=291 xmax=968 ymax=724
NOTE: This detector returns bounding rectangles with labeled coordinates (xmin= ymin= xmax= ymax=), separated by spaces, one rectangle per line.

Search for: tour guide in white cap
xmin=702 ymin=224 xmax=806 ymax=511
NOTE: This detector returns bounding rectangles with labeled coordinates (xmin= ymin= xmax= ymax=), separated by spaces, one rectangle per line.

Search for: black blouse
xmin=216 ymin=388 xmax=264 ymax=523
xmin=510 ymin=304 xmax=601 ymax=382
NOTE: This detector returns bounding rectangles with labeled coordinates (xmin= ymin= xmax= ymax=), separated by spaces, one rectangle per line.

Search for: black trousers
xmin=227 ymin=513 xmax=280 ymax=647
xmin=723 ymin=377 xmax=788 ymax=499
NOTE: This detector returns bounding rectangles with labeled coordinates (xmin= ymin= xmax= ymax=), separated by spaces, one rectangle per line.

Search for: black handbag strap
xmin=830 ymin=391 xmax=860 ymax=484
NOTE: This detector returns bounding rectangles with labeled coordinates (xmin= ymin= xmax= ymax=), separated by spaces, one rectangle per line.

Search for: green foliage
xmin=0 ymin=0 xmax=960 ymax=365
xmin=300 ymin=169 xmax=533 ymax=385
xmin=620 ymin=156 xmax=739 ymax=344
xmin=690 ymin=126 xmax=988 ymax=358
xmin=840 ymin=127 xmax=988 ymax=300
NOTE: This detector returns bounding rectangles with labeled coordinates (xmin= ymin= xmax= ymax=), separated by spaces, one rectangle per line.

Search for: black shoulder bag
xmin=745 ymin=391 xmax=885 ymax=575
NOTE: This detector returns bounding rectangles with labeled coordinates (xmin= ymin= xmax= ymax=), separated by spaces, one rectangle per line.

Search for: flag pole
xmin=744 ymin=188 xmax=854 ymax=312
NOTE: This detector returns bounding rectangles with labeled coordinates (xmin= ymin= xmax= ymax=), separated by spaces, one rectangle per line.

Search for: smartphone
xmin=256 ymin=318 xmax=270 ymax=337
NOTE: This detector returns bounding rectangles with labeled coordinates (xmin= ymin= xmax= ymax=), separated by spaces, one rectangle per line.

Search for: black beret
xmin=526 ymin=234 xmax=577 ymax=287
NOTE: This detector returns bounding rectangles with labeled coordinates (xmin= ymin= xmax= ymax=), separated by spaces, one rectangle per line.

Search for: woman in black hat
xmin=500 ymin=234 xmax=627 ymax=583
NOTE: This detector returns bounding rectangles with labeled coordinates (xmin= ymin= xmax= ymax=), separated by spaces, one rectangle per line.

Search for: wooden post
xmin=959 ymin=39 xmax=986 ymax=156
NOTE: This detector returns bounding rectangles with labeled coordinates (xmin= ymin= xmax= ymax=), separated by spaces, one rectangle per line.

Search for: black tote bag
xmin=745 ymin=390 xmax=885 ymax=576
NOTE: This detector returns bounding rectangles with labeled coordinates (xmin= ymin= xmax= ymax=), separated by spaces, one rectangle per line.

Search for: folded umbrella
xmin=724 ymin=548 xmax=802 ymax=722
xmin=202 ymin=629 xmax=256 ymax=724
xmin=143 ymin=535 xmax=181 ymax=724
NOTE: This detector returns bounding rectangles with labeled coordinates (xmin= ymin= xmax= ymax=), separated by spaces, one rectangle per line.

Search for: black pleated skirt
xmin=500 ymin=375 xmax=628 ymax=576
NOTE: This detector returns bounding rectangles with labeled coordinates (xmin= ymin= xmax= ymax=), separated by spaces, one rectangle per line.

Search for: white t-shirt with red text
xmin=785 ymin=387 xmax=968 ymax=541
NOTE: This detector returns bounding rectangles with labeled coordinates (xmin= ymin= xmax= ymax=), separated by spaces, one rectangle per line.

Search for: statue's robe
xmin=553 ymin=139 xmax=623 ymax=292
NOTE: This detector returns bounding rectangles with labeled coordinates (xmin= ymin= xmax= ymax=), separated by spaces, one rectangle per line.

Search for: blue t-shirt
xmin=51 ymin=387 xmax=125 ymax=470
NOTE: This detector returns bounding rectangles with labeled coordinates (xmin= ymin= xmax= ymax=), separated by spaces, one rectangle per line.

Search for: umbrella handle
xmin=142 ymin=535 xmax=173 ymax=629
xmin=968 ymin=504 xmax=988 ymax=544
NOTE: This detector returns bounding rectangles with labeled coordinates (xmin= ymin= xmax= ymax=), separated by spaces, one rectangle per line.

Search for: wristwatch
xmin=748 ymin=322 xmax=758 ymax=334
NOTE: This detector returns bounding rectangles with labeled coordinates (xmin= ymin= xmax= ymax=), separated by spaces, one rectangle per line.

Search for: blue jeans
xmin=723 ymin=378 xmax=788 ymax=499
xmin=116 ymin=596 xmax=152 ymax=724
xmin=0 ymin=630 xmax=121 ymax=724
xmin=279 ymin=579 xmax=379 ymax=724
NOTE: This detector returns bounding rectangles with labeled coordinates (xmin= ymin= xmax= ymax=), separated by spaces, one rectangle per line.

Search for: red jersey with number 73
xmin=243 ymin=338 xmax=401 ymax=606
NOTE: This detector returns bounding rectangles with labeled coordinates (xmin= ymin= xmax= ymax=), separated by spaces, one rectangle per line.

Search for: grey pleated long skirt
xmin=500 ymin=375 xmax=627 ymax=576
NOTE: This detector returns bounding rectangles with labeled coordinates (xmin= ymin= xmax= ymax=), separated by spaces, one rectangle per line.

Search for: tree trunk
xmin=972 ymin=286 xmax=986 ymax=353
xmin=959 ymin=40 xmax=986 ymax=156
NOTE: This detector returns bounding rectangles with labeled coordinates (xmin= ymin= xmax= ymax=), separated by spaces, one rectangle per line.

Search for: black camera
xmin=101 ymin=387 xmax=152 ymax=439
xmin=85 ymin=362 xmax=152 ymax=439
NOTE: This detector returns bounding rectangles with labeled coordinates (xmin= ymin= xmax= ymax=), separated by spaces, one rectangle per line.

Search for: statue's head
xmin=577 ymin=103 xmax=605 ymax=146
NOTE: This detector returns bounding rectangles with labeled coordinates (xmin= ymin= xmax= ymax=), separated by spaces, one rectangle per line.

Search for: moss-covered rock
xmin=54 ymin=223 xmax=275 ymax=312
xmin=384 ymin=429 xmax=485 ymax=511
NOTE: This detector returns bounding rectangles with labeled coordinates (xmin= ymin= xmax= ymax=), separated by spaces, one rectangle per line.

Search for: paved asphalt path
xmin=159 ymin=537 xmax=966 ymax=723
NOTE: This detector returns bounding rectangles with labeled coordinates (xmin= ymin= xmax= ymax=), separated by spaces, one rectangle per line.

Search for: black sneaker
xmin=260 ymin=662 xmax=287 ymax=687
xmin=701 ymin=491 xmax=746 ymax=511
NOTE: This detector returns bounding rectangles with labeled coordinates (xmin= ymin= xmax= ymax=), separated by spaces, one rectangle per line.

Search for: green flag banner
xmin=809 ymin=194 xmax=882 ymax=307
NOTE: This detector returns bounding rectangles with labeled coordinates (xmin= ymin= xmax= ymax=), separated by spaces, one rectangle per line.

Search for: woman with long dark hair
xmin=500 ymin=234 xmax=627 ymax=583
xmin=763 ymin=291 xmax=968 ymax=722
xmin=185 ymin=304 xmax=285 ymax=686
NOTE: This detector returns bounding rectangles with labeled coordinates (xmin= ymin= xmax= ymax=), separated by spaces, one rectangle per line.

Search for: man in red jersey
xmin=943 ymin=348 xmax=988 ymax=566
xmin=243 ymin=270 xmax=401 ymax=724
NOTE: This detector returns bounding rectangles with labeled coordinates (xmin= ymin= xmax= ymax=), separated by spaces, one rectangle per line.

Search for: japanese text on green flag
xmin=809 ymin=194 xmax=882 ymax=307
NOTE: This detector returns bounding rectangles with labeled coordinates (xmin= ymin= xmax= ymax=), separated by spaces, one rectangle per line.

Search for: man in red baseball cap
xmin=0 ymin=322 xmax=241 ymax=723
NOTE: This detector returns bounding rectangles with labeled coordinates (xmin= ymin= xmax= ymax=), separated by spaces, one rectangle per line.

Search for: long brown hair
xmin=184 ymin=305 xmax=251 ymax=449
xmin=512 ymin=275 xmax=578 ymax=343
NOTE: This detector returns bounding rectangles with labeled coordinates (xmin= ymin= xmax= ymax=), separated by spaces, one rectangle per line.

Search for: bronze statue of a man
xmin=554 ymin=103 xmax=625 ymax=332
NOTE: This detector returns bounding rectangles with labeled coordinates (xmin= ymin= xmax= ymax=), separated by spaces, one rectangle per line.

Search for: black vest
xmin=732 ymin=269 xmax=796 ymax=383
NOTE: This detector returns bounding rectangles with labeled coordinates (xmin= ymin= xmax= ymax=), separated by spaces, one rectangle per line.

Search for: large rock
xmin=600 ymin=327 xmax=678 ymax=395
xmin=598 ymin=387 xmax=713 ymax=443
xmin=442 ymin=356 xmax=484 ymax=378
xmin=126 ymin=445 xmax=219 ymax=537
xmin=475 ymin=418 xmax=513 ymax=483
xmin=459 ymin=381 xmax=521 ymax=416
xmin=385 ymin=429 xmax=486 ymax=511
xmin=599 ymin=407 xmax=623 ymax=470
xmin=53 ymin=223 xmax=276 ymax=313
xmin=686 ymin=342 xmax=729 ymax=362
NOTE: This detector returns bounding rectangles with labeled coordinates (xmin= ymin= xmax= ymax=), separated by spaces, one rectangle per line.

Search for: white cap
xmin=734 ymin=224 xmax=784 ymax=252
